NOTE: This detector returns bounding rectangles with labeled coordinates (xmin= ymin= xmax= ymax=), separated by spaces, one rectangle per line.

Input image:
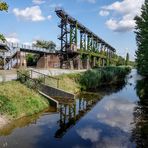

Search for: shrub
xmin=79 ymin=66 xmax=131 ymax=90
xmin=0 ymin=95 xmax=17 ymax=117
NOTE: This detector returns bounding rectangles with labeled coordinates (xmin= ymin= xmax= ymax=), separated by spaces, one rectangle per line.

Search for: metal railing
xmin=17 ymin=70 xmax=42 ymax=90
xmin=30 ymin=70 xmax=60 ymax=88
xmin=17 ymin=69 xmax=60 ymax=89
xmin=0 ymin=41 xmax=56 ymax=54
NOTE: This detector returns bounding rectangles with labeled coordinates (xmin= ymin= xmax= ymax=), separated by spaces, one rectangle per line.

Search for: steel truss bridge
xmin=55 ymin=8 xmax=117 ymax=68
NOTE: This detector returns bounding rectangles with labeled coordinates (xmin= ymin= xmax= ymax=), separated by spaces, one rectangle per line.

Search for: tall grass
xmin=79 ymin=66 xmax=131 ymax=90
xmin=0 ymin=81 xmax=49 ymax=119
xmin=56 ymin=66 xmax=131 ymax=93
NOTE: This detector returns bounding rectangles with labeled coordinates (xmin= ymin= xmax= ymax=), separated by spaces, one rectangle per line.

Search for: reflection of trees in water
xmin=55 ymin=81 xmax=126 ymax=138
xmin=132 ymin=78 xmax=148 ymax=147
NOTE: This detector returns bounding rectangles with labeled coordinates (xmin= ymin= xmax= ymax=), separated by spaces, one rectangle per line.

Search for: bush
xmin=17 ymin=69 xmax=30 ymax=83
xmin=0 ymin=95 xmax=17 ymax=117
xmin=79 ymin=66 xmax=131 ymax=90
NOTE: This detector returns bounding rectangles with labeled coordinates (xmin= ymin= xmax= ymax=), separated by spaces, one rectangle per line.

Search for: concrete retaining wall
xmin=39 ymin=84 xmax=74 ymax=99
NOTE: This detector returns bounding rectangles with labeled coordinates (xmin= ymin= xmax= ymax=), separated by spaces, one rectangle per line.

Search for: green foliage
xmin=33 ymin=40 xmax=56 ymax=51
xmin=26 ymin=53 xmax=39 ymax=66
xmin=135 ymin=1 xmax=148 ymax=77
xmin=0 ymin=1 xmax=8 ymax=41
xmin=0 ymin=1 xmax=8 ymax=11
xmin=125 ymin=52 xmax=129 ymax=65
xmin=0 ymin=96 xmax=17 ymax=117
xmin=136 ymin=78 xmax=148 ymax=100
xmin=0 ymin=81 xmax=48 ymax=119
xmin=116 ymin=56 xmax=125 ymax=66
xmin=79 ymin=66 xmax=131 ymax=90
xmin=17 ymin=69 xmax=30 ymax=83
xmin=0 ymin=34 xmax=6 ymax=42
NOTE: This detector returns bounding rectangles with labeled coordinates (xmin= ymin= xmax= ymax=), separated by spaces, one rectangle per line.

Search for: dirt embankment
xmin=0 ymin=116 xmax=9 ymax=129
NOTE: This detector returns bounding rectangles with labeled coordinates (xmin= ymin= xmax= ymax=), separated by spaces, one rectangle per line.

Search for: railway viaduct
xmin=0 ymin=8 xmax=118 ymax=70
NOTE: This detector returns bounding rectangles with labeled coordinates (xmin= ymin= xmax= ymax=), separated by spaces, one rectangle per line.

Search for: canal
xmin=0 ymin=69 xmax=147 ymax=148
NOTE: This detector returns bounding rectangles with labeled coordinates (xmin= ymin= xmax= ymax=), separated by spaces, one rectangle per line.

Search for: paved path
xmin=0 ymin=68 xmax=86 ymax=82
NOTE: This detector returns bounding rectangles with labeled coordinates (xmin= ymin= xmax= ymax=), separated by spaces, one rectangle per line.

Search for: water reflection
xmin=0 ymin=70 xmax=141 ymax=148
xmin=0 ymin=107 xmax=57 ymax=136
xmin=132 ymin=78 xmax=148 ymax=147
xmin=55 ymin=93 xmax=101 ymax=138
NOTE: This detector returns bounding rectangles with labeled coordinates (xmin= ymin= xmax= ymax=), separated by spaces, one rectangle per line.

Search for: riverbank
xmin=0 ymin=66 xmax=131 ymax=128
xmin=0 ymin=81 xmax=49 ymax=128
xmin=0 ymin=116 xmax=8 ymax=129
xmin=57 ymin=66 xmax=131 ymax=93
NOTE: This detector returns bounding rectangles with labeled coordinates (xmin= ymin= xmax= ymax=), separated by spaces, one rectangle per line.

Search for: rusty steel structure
xmin=55 ymin=8 xmax=117 ymax=69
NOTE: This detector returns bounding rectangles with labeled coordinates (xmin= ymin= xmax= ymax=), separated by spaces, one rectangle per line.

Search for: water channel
xmin=0 ymin=69 xmax=147 ymax=148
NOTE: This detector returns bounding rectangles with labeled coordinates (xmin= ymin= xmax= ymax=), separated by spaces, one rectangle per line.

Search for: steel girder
xmin=70 ymin=22 xmax=77 ymax=48
xmin=80 ymin=31 xmax=86 ymax=50
xmin=58 ymin=16 xmax=69 ymax=52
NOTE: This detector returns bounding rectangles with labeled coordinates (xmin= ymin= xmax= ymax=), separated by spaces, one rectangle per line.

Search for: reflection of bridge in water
xmin=55 ymin=93 xmax=101 ymax=138
xmin=54 ymin=82 xmax=127 ymax=138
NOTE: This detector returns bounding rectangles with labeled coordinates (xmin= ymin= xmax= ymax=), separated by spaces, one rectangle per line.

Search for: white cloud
xmin=47 ymin=15 xmax=52 ymax=20
xmin=77 ymin=127 xmax=101 ymax=142
xmin=97 ymin=97 xmax=136 ymax=132
xmin=100 ymin=0 xmax=145 ymax=32
xmin=32 ymin=0 xmax=45 ymax=5
xmin=5 ymin=33 xmax=20 ymax=43
xmin=105 ymin=18 xmax=135 ymax=32
xmin=13 ymin=6 xmax=45 ymax=22
xmin=99 ymin=10 xmax=109 ymax=16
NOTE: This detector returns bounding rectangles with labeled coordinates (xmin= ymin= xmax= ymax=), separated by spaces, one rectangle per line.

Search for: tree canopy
xmin=33 ymin=40 xmax=56 ymax=51
xmin=0 ymin=1 xmax=8 ymax=41
xmin=125 ymin=52 xmax=129 ymax=65
xmin=0 ymin=1 xmax=8 ymax=11
xmin=135 ymin=1 xmax=148 ymax=76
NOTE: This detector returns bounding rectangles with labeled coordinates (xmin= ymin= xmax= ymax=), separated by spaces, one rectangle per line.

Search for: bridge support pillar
xmin=70 ymin=60 xmax=74 ymax=70
xmin=37 ymin=54 xmax=48 ymax=69
xmin=20 ymin=52 xmax=27 ymax=68
xmin=92 ymin=57 xmax=96 ymax=68
xmin=86 ymin=56 xmax=90 ymax=70
xmin=102 ymin=59 xmax=105 ymax=67
xmin=77 ymin=55 xmax=82 ymax=70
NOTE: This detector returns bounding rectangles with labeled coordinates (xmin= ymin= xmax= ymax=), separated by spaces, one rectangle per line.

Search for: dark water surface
xmin=0 ymin=69 xmax=148 ymax=148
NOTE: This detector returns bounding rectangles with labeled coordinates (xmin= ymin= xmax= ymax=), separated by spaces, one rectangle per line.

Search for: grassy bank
xmin=57 ymin=66 xmax=131 ymax=93
xmin=0 ymin=81 xmax=49 ymax=120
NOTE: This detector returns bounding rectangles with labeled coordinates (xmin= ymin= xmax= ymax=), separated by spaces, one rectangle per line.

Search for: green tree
xmin=116 ymin=56 xmax=125 ymax=66
xmin=0 ymin=1 xmax=8 ymax=11
xmin=135 ymin=1 xmax=148 ymax=76
xmin=33 ymin=40 xmax=56 ymax=51
xmin=0 ymin=1 xmax=8 ymax=41
xmin=125 ymin=52 xmax=129 ymax=65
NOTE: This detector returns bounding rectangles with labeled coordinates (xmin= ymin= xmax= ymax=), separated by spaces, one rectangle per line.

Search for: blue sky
xmin=0 ymin=0 xmax=145 ymax=60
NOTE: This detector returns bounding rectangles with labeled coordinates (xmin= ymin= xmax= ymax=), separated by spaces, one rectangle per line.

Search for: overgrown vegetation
xmin=135 ymin=1 xmax=148 ymax=77
xmin=79 ymin=66 xmax=131 ymax=90
xmin=0 ymin=81 xmax=49 ymax=119
xmin=33 ymin=40 xmax=56 ymax=51
xmin=57 ymin=66 xmax=131 ymax=93
xmin=0 ymin=1 xmax=8 ymax=41
xmin=57 ymin=73 xmax=81 ymax=93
